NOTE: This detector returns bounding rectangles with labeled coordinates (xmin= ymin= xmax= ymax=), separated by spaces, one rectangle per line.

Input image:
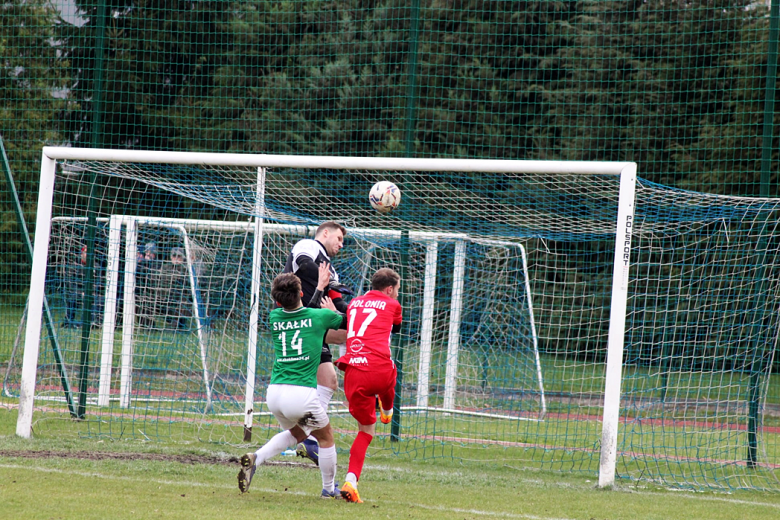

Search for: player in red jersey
xmin=334 ymin=267 xmax=402 ymax=503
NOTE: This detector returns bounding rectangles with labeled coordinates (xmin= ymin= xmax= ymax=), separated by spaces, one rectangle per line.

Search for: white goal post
xmin=18 ymin=147 xmax=636 ymax=488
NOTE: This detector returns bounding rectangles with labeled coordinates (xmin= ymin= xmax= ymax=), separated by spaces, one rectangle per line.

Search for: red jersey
xmin=335 ymin=290 xmax=402 ymax=372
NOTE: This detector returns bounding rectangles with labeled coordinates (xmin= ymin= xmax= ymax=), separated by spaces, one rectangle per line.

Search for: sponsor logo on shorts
xmin=349 ymin=356 xmax=368 ymax=365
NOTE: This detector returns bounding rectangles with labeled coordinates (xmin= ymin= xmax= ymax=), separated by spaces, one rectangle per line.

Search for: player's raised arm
xmin=306 ymin=261 xmax=331 ymax=308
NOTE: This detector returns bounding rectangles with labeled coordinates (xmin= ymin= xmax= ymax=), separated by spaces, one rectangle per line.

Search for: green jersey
xmin=268 ymin=306 xmax=343 ymax=387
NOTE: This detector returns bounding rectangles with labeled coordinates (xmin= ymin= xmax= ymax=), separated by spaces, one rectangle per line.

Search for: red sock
xmin=347 ymin=431 xmax=373 ymax=481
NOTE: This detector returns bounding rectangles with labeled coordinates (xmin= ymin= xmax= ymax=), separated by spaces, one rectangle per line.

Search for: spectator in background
xmin=62 ymin=245 xmax=85 ymax=328
xmin=137 ymin=241 xmax=162 ymax=328
xmin=63 ymin=244 xmax=106 ymax=328
xmin=161 ymin=247 xmax=190 ymax=331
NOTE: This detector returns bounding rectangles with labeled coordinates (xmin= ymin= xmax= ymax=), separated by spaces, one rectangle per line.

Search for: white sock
xmin=317 ymin=384 xmax=334 ymax=413
xmin=318 ymin=445 xmax=337 ymax=492
xmin=382 ymin=408 xmax=393 ymax=417
xmin=345 ymin=471 xmax=357 ymax=485
xmin=254 ymin=430 xmax=297 ymax=465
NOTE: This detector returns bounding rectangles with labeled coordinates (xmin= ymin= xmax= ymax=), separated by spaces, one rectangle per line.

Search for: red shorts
xmin=342 ymin=365 xmax=396 ymax=426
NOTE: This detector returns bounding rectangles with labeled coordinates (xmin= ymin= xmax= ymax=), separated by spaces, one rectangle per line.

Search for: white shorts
xmin=266 ymin=384 xmax=329 ymax=436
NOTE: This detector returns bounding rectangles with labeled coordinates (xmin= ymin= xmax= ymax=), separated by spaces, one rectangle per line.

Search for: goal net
xmin=10 ymin=148 xmax=780 ymax=491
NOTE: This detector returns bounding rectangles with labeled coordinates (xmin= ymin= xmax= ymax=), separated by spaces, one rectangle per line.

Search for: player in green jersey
xmin=238 ymin=268 xmax=346 ymax=498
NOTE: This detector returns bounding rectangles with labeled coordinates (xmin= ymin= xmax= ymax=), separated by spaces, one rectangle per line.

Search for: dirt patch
xmin=0 ymin=450 xmax=310 ymax=468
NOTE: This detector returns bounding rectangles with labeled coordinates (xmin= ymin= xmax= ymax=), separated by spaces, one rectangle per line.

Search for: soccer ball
xmin=369 ymin=181 xmax=401 ymax=213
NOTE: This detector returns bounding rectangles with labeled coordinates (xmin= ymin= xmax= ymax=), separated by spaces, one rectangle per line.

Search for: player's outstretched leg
xmin=238 ymin=429 xmax=298 ymax=492
xmin=237 ymin=453 xmax=257 ymax=493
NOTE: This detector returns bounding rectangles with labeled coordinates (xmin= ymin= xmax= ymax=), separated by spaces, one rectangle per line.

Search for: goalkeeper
xmin=281 ymin=221 xmax=352 ymax=464
xmin=237 ymin=269 xmax=345 ymax=498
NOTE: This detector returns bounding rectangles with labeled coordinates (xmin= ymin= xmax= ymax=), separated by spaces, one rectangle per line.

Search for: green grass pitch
xmin=1 ymin=409 xmax=780 ymax=520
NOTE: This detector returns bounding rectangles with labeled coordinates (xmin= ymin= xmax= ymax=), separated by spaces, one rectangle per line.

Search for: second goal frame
xmin=59 ymin=214 xmax=546 ymax=433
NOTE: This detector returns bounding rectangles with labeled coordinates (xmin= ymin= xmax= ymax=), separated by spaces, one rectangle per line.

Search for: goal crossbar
xmin=42 ymin=146 xmax=632 ymax=175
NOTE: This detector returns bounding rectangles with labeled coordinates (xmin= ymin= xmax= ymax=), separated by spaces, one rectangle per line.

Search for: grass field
xmin=1 ymin=408 xmax=780 ymax=520
xmin=2 ymin=302 xmax=780 ymax=497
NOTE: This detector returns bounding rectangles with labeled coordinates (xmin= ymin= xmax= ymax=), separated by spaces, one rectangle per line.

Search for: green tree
xmin=58 ymin=0 xmax=237 ymax=151
xmin=685 ymin=8 xmax=780 ymax=196
xmin=535 ymin=0 xmax=756 ymax=190
xmin=243 ymin=0 xmax=411 ymax=156
xmin=0 ymin=0 xmax=69 ymax=296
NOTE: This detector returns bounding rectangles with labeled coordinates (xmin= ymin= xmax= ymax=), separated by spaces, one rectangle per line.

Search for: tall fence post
xmin=760 ymin=0 xmax=779 ymax=197
xmin=391 ymin=230 xmax=410 ymax=442
xmin=77 ymin=0 xmax=110 ymax=418
xmin=403 ymin=0 xmax=422 ymax=158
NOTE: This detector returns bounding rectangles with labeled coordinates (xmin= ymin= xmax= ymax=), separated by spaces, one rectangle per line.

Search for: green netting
xmin=2 ymin=155 xmax=778 ymax=492
xmin=3 ymin=0 xmax=780 ymax=492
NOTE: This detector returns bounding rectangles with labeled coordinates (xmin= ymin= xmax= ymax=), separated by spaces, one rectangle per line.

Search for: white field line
xmin=2 ymin=461 xmax=779 ymax=513
xmin=620 ymin=490 xmax=780 ymax=510
xmin=401 ymin=503 xmax=575 ymax=520
xmin=0 ymin=462 xmax=573 ymax=520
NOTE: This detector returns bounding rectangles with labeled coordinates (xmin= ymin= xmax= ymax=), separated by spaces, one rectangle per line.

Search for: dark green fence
xmin=2 ymin=0 xmax=780 ymax=489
